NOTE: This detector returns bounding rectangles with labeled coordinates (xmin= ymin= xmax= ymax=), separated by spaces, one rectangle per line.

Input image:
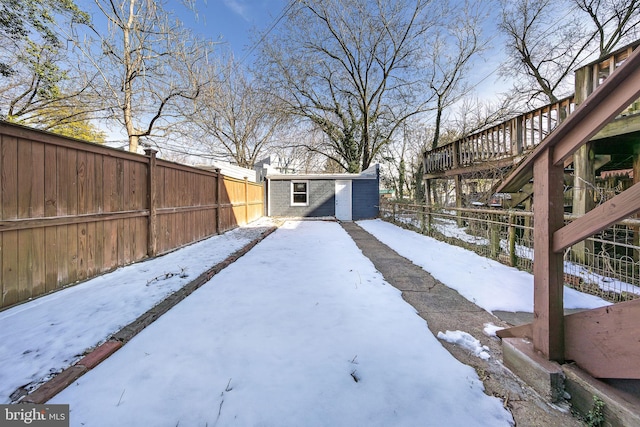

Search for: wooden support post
xmin=454 ymin=175 xmax=463 ymax=226
xmin=145 ymin=149 xmax=158 ymax=257
xmin=533 ymin=147 xmax=565 ymax=361
xmin=425 ymin=179 xmax=432 ymax=206
xmin=509 ymin=213 xmax=517 ymax=267
xmin=571 ymin=143 xmax=595 ymax=264
xmin=490 ymin=216 xmax=500 ymax=259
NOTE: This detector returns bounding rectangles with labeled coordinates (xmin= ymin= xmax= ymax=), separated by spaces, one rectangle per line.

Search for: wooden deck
xmin=423 ymin=41 xmax=640 ymax=189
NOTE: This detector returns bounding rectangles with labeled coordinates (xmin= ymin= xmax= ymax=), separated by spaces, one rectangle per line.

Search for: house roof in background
xmin=266 ymin=164 xmax=379 ymax=181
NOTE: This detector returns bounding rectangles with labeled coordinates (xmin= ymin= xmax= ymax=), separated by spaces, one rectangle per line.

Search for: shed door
xmin=335 ymin=180 xmax=352 ymax=221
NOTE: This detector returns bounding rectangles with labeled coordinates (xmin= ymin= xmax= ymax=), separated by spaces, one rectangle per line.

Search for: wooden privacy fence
xmin=0 ymin=122 xmax=264 ymax=309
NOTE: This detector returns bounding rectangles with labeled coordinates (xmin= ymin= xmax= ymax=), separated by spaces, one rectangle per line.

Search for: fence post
xmin=244 ymin=176 xmax=249 ymax=225
xmin=215 ymin=169 xmax=222 ymax=233
xmin=490 ymin=212 xmax=500 ymax=259
xmin=509 ymin=212 xmax=517 ymax=266
xmin=145 ymin=149 xmax=158 ymax=257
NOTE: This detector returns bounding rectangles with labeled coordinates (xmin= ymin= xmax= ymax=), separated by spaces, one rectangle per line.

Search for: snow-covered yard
xmin=0 ymin=219 xmax=275 ymax=404
xmin=359 ymin=219 xmax=610 ymax=314
xmin=0 ymin=218 xmax=611 ymax=426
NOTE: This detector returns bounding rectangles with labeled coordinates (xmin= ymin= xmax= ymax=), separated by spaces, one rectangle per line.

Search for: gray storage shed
xmin=265 ymin=165 xmax=379 ymax=221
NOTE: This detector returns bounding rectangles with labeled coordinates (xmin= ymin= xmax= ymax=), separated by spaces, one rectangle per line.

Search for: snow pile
xmin=437 ymin=330 xmax=491 ymax=360
xmin=483 ymin=322 xmax=505 ymax=337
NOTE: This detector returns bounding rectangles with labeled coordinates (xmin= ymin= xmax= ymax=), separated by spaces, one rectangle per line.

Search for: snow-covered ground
xmin=391 ymin=212 xmax=640 ymax=297
xmin=0 ymin=218 xmax=610 ymax=426
xmin=44 ymin=220 xmax=513 ymax=426
xmin=0 ymin=219 xmax=275 ymax=404
xmin=358 ymin=219 xmax=610 ymax=314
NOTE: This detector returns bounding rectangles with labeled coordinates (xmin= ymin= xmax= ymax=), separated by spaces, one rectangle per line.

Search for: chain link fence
xmin=380 ymin=200 xmax=640 ymax=302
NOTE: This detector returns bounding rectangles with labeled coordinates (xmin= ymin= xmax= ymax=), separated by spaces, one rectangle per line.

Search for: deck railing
xmin=424 ymin=40 xmax=640 ymax=176
xmin=424 ymin=98 xmax=574 ymax=174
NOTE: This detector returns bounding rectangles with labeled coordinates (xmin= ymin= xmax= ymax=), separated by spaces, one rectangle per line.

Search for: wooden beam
xmin=565 ymin=299 xmax=640 ymax=379
xmin=553 ymin=61 xmax=640 ymax=164
xmin=496 ymin=323 xmax=532 ymax=340
xmin=532 ymin=147 xmax=565 ymax=361
xmin=553 ymin=182 xmax=640 ymax=252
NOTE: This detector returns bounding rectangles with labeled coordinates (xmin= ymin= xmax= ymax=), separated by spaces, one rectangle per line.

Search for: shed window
xmin=291 ymin=181 xmax=309 ymax=206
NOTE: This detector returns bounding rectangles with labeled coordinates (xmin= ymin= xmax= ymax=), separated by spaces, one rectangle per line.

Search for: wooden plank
xmin=44 ymin=144 xmax=57 ymax=217
xmin=1 ymin=135 xmax=19 ymax=306
xmin=44 ymin=227 xmax=58 ymax=292
xmin=94 ymin=218 xmax=104 ymax=273
xmin=17 ymin=229 xmax=33 ymax=301
xmin=86 ymin=221 xmax=96 ymax=276
xmin=56 ymin=146 xmax=68 ymax=216
xmin=0 ymin=210 xmax=149 ymax=231
xmin=565 ymin=299 xmax=640 ymax=378
xmin=496 ymin=323 xmax=532 ymax=340
xmin=85 ymin=153 xmax=95 ymax=214
xmin=77 ymin=222 xmax=87 ymax=281
xmin=553 ymin=62 xmax=640 ymax=164
xmin=123 ymin=160 xmax=131 ymax=263
xmin=532 ymin=147 xmax=565 ymax=361
xmin=17 ymin=139 xmax=32 ymax=219
xmin=76 ymin=150 xmax=88 ymax=280
xmin=31 ymin=227 xmax=45 ymax=297
xmin=117 ymin=218 xmax=125 ymax=265
xmin=553 ymin=182 xmax=640 ymax=252
xmin=31 ymin=141 xmax=45 ymax=217
xmin=20 ymin=135 xmax=44 ymax=297
xmin=104 ymin=219 xmax=118 ymax=270
xmin=94 ymin=153 xmax=104 ymax=213
xmin=77 ymin=150 xmax=87 ymax=214
xmin=135 ymin=216 xmax=147 ymax=260
xmin=67 ymin=223 xmax=78 ymax=284
xmin=2 ymin=135 xmax=19 ymax=220
xmin=102 ymin=157 xmax=116 ymax=270
xmin=2 ymin=230 xmax=18 ymax=307
xmin=56 ymin=225 xmax=68 ymax=288
xmin=498 ymin=47 xmax=640 ymax=193
xmin=146 ymin=150 xmax=161 ymax=257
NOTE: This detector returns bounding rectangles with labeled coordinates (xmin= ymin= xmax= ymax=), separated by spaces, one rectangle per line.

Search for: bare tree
xmin=380 ymin=123 xmax=433 ymax=200
xmin=258 ymin=0 xmax=441 ymax=173
xmin=0 ymin=42 xmax=104 ymax=137
xmin=0 ymin=0 xmax=105 ymax=137
xmin=575 ymin=0 xmax=640 ymax=56
xmin=190 ymin=57 xmax=287 ymax=168
xmin=499 ymin=0 xmax=590 ymax=104
xmin=499 ymin=0 xmax=640 ymax=105
xmin=425 ymin=0 xmax=487 ymax=149
xmin=74 ymin=0 xmax=214 ymax=152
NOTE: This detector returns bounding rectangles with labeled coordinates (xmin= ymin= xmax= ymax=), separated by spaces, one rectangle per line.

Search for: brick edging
xmin=17 ymin=225 xmax=278 ymax=404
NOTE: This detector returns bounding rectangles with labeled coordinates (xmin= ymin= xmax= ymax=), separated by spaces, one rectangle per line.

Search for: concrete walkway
xmin=341 ymin=222 xmax=583 ymax=427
